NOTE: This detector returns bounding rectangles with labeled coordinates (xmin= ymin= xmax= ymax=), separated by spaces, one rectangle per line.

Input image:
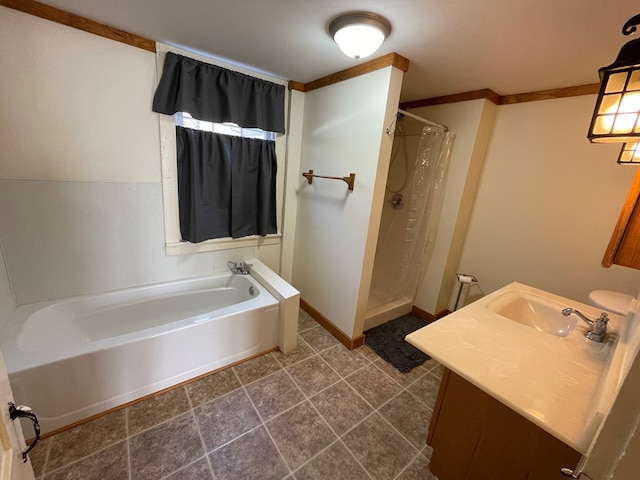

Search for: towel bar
xmin=302 ymin=170 xmax=355 ymax=191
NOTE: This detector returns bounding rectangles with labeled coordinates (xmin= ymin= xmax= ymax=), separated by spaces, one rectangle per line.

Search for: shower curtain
xmin=369 ymin=126 xmax=456 ymax=308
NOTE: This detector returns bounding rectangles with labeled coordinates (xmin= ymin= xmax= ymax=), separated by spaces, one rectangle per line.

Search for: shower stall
xmin=364 ymin=111 xmax=455 ymax=330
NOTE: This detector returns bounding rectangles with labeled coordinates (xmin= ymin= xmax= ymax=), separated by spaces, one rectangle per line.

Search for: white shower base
xmin=364 ymin=295 xmax=414 ymax=331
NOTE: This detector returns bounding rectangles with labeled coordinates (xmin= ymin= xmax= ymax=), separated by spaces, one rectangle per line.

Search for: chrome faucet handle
xmin=561 ymin=308 xmax=608 ymax=342
xmin=227 ymin=260 xmax=252 ymax=274
xmin=592 ymin=313 xmax=609 ymax=335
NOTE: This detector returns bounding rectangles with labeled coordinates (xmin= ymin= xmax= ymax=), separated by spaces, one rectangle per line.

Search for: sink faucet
xmin=228 ymin=261 xmax=252 ymax=275
xmin=561 ymin=308 xmax=609 ymax=342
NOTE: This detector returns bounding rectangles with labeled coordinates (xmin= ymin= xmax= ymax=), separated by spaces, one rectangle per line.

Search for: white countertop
xmin=406 ymin=282 xmax=627 ymax=454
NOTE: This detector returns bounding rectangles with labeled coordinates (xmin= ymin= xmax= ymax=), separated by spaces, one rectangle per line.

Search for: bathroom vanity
xmin=427 ymin=368 xmax=580 ymax=479
xmin=406 ymin=282 xmax=630 ymax=480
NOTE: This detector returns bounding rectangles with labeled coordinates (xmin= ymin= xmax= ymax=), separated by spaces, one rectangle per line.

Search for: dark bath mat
xmin=365 ymin=314 xmax=431 ymax=373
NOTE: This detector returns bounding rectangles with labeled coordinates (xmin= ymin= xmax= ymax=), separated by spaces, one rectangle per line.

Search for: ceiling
xmin=35 ymin=0 xmax=640 ymax=103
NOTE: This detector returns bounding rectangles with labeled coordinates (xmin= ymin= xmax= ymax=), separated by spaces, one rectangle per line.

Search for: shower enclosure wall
xmin=365 ymin=115 xmax=454 ymax=330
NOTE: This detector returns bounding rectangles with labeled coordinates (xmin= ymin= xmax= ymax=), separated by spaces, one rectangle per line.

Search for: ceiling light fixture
xmin=328 ymin=12 xmax=391 ymax=59
xmin=617 ymin=142 xmax=640 ymax=164
xmin=588 ymin=14 xmax=640 ymax=143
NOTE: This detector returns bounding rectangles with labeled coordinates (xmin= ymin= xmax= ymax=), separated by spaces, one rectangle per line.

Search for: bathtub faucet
xmin=228 ymin=261 xmax=252 ymax=275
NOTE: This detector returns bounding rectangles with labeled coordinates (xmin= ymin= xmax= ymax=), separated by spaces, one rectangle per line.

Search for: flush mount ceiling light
xmin=588 ymin=14 xmax=640 ymax=143
xmin=617 ymin=142 xmax=640 ymax=164
xmin=328 ymin=12 xmax=391 ymax=59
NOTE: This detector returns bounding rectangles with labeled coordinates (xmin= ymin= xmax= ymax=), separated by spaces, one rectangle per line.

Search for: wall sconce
xmin=588 ymin=14 xmax=640 ymax=143
xmin=328 ymin=12 xmax=391 ymax=59
xmin=618 ymin=142 xmax=640 ymax=164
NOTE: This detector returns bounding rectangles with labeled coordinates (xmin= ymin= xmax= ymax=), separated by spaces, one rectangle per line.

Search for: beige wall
xmin=291 ymin=67 xmax=403 ymax=338
xmin=0 ymin=8 xmax=160 ymax=184
xmin=453 ymin=95 xmax=640 ymax=307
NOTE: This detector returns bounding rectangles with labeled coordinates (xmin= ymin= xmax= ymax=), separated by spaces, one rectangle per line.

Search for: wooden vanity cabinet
xmin=427 ymin=368 xmax=581 ymax=480
xmin=602 ymin=167 xmax=640 ymax=269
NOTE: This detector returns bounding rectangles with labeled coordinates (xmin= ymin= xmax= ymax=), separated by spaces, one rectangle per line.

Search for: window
xmin=175 ymin=112 xmax=276 ymax=141
xmin=154 ymin=47 xmax=287 ymax=255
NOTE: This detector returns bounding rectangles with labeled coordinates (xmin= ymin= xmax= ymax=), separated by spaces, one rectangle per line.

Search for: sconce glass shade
xmin=588 ymin=15 xmax=640 ymax=143
xmin=618 ymin=142 xmax=640 ymax=164
xmin=328 ymin=12 xmax=391 ymax=59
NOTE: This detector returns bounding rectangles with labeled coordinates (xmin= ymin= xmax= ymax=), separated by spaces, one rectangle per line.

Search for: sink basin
xmin=486 ymin=289 xmax=578 ymax=337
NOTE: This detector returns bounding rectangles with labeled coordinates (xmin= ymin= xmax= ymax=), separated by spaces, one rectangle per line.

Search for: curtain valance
xmin=153 ymin=52 xmax=285 ymax=133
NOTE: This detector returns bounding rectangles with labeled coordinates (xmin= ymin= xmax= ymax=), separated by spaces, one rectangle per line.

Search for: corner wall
xmin=291 ymin=67 xmax=403 ymax=339
xmin=409 ymin=99 xmax=498 ymax=315
xmin=455 ymin=95 xmax=640 ymax=306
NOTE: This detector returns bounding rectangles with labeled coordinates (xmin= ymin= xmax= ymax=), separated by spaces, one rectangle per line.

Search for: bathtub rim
xmin=2 ymin=271 xmax=278 ymax=374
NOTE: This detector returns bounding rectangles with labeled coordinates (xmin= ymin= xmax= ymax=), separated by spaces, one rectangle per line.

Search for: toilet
xmin=588 ymin=290 xmax=634 ymax=316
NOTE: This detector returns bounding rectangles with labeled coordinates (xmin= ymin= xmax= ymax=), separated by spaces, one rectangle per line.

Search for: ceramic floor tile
xmin=266 ymin=401 xmax=336 ymax=470
xmin=422 ymin=443 xmax=434 ymax=462
xmin=127 ymin=386 xmax=191 ymax=435
xmin=129 ymin=412 xmax=205 ymax=480
xmin=37 ymin=322 xmax=438 ymax=480
xmin=342 ymin=413 xmax=418 ymax=480
xmin=185 ymin=367 xmax=242 ymax=407
xmin=293 ymin=441 xmax=370 ymax=480
xmin=273 ymin=336 xmax=315 ymax=368
xmin=163 ymin=457 xmax=213 ymax=480
xmin=194 ymin=389 xmax=261 ymax=452
xmin=43 ymin=440 xmax=128 ymax=480
xmin=353 ymin=344 xmax=381 ymax=363
xmin=396 ymin=454 xmax=439 ymax=480
xmin=320 ymin=344 xmax=370 ymax=378
xmin=46 ymin=410 xmax=126 ymax=471
xmin=430 ymin=363 xmax=445 ymax=379
xmin=421 ymin=358 xmax=441 ymax=374
xmin=233 ymin=353 xmax=282 ymax=385
xmin=298 ymin=309 xmax=318 ymax=332
xmin=346 ymin=363 xmax=403 ymax=409
xmin=309 ymin=381 xmax=372 ymax=436
xmin=407 ymin=373 xmax=442 ymax=410
xmin=373 ymin=357 xmax=428 ymax=387
xmin=286 ymin=355 xmax=340 ymax=397
xmin=299 ymin=326 xmax=341 ymax=353
xmin=378 ymin=390 xmax=432 ymax=448
xmin=209 ymin=426 xmax=289 ymax=480
xmin=245 ymin=369 xmax=305 ymax=420
xmin=29 ymin=437 xmax=49 ymax=478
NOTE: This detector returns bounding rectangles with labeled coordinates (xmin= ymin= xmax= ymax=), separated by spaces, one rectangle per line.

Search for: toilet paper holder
xmin=454 ymin=273 xmax=478 ymax=311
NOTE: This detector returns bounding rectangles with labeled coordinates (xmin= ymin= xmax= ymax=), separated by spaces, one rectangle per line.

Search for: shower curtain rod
xmin=397 ymin=108 xmax=447 ymax=130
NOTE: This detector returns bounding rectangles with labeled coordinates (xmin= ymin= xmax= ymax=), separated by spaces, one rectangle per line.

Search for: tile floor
xmin=28 ymin=310 xmax=442 ymax=480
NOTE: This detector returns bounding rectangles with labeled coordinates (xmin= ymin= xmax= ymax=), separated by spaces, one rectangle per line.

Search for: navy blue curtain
xmin=176 ymin=126 xmax=277 ymax=242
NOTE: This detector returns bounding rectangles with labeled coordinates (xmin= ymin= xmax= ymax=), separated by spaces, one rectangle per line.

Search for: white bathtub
xmin=1 ymin=272 xmax=279 ymax=433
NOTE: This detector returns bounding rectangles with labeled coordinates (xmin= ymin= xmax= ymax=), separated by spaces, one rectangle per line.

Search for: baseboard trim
xmin=300 ymin=298 xmax=365 ymax=350
xmin=412 ymin=305 xmax=452 ymax=322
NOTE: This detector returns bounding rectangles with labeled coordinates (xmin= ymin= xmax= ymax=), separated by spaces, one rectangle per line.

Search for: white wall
xmin=456 ymin=95 xmax=640 ymax=306
xmin=291 ymin=67 xmax=403 ymax=338
xmin=0 ymin=7 xmax=269 ymax=305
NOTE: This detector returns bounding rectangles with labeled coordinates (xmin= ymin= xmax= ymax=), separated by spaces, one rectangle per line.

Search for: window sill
xmin=165 ymin=234 xmax=281 ymax=256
